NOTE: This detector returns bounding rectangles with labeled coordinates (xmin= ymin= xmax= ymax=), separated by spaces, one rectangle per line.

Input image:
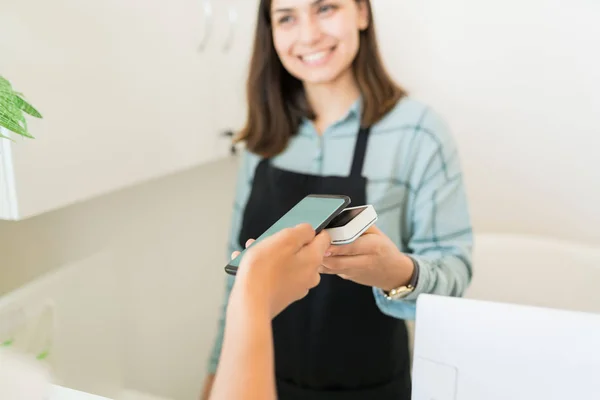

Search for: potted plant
xmin=0 ymin=75 xmax=42 ymax=140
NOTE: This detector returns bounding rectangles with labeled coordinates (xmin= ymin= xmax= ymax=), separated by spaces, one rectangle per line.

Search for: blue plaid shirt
xmin=208 ymin=96 xmax=473 ymax=373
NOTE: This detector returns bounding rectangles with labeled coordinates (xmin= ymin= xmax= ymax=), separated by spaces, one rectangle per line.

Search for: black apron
xmin=238 ymin=127 xmax=412 ymax=399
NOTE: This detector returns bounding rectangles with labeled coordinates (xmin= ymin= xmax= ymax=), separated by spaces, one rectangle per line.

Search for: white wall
xmin=373 ymin=0 xmax=600 ymax=246
xmin=374 ymin=0 xmax=600 ymax=364
xmin=0 ymin=158 xmax=238 ymax=399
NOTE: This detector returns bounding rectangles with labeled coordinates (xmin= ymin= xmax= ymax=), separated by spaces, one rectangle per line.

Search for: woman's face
xmin=270 ymin=0 xmax=369 ymax=85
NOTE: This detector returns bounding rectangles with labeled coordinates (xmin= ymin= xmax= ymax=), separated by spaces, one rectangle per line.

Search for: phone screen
xmin=326 ymin=206 xmax=367 ymax=228
xmin=226 ymin=195 xmax=349 ymax=271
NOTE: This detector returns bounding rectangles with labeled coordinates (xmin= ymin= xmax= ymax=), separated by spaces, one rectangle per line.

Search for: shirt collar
xmin=347 ymin=96 xmax=362 ymax=119
xmin=299 ymin=96 xmax=363 ymax=136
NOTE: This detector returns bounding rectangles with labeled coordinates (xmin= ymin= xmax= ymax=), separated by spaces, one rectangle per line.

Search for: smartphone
xmin=325 ymin=205 xmax=378 ymax=245
xmin=224 ymin=194 xmax=351 ymax=275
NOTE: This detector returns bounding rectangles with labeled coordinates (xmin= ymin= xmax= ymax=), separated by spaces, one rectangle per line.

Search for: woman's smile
xmin=298 ymin=46 xmax=337 ymax=66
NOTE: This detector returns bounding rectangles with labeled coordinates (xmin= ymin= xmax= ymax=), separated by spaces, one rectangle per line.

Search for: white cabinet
xmin=213 ymin=0 xmax=259 ymax=136
xmin=0 ymin=0 xmax=258 ymax=220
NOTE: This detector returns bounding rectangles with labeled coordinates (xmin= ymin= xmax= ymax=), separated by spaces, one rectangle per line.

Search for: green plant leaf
xmin=0 ymin=113 xmax=34 ymax=138
xmin=0 ymin=96 xmax=28 ymax=129
xmin=0 ymin=90 xmax=16 ymax=102
xmin=0 ymin=85 xmax=15 ymax=98
xmin=0 ymin=114 xmax=27 ymax=136
xmin=0 ymin=75 xmax=12 ymax=91
xmin=0 ymin=101 xmax=22 ymax=123
xmin=0 ymin=74 xmax=41 ymax=140
xmin=19 ymin=111 xmax=28 ymax=131
xmin=0 ymin=94 xmax=22 ymax=113
xmin=14 ymin=95 xmax=42 ymax=118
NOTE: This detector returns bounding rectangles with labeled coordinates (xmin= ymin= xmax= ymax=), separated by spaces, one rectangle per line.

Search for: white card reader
xmin=325 ymin=205 xmax=378 ymax=245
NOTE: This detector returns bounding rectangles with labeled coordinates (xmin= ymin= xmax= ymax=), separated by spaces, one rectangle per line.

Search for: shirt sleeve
xmin=373 ymin=108 xmax=474 ymax=320
xmin=207 ymin=148 xmax=256 ymax=373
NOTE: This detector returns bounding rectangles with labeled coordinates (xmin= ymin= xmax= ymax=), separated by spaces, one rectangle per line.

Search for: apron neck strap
xmin=349 ymin=126 xmax=372 ymax=177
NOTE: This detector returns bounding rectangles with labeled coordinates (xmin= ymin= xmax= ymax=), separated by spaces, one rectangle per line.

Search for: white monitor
xmin=411 ymin=294 xmax=600 ymax=400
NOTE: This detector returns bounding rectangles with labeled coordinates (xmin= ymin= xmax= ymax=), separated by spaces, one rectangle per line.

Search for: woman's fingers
xmin=230 ymin=238 xmax=255 ymax=259
xmin=320 ymin=255 xmax=371 ymax=272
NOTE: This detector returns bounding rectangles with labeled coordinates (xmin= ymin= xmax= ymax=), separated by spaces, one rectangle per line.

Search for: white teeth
xmin=302 ymin=51 xmax=328 ymax=63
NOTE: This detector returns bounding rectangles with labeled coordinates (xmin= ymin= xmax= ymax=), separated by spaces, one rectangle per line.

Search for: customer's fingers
xmin=290 ymin=223 xmax=318 ymax=249
xmin=303 ymin=230 xmax=331 ymax=257
xmin=230 ymin=251 xmax=240 ymax=260
xmin=268 ymin=223 xmax=315 ymax=252
xmin=312 ymin=230 xmax=331 ymax=254
xmin=245 ymin=238 xmax=255 ymax=248
xmin=307 ymin=270 xmax=321 ymax=289
xmin=302 ymin=233 xmax=329 ymax=290
xmin=297 ymin=230 xmax=331 ymax=266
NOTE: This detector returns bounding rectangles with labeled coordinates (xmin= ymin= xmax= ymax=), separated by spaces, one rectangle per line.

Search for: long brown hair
xmin=235 ymin=0 xmax=406 ymax=157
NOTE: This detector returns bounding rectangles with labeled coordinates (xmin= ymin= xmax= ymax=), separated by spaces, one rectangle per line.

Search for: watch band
xmin=407 ymin=255 xmax=420 ymax=287
xmin=382 ymin=255 xmax=419 ymax=300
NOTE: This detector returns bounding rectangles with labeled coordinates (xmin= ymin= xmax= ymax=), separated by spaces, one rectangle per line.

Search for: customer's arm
xmin=209 ymin=285 xmax=277 ymax=400
xmin=202 ymin=150 xmax=258 ymax=399
xmin=209 ymin=225 xmax=330 ymax=400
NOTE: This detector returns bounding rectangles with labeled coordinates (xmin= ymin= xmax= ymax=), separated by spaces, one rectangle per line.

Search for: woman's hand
xmin=320 ymin=225 xmax=414 ymax=291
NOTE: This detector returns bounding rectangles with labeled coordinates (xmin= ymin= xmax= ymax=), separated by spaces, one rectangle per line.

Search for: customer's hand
xmin=319 ymin=225 xmax=414 ymax=291
xmin=230 ymin=224 xmax=330 ymax=318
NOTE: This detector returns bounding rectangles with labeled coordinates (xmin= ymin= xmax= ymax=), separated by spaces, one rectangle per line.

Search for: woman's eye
xmin=278 ymin=15 xmax=294 ymax=25
xmin=318 ymin=4 xmax=337 ymax=14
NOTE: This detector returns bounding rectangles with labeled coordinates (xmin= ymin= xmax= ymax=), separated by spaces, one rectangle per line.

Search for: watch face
xmin=386 ymin=286 xmax=414 ymax=300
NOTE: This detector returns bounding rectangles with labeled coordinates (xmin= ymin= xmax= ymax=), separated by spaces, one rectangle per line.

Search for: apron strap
xmin=349 ymin=126 xmax=372 ymax=178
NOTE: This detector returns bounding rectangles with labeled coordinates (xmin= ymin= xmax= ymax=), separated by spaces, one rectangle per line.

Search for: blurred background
xmin=0 ymin=0 xmax=598 ymax=399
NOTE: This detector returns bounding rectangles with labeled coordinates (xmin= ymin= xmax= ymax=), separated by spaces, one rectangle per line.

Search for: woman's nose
xmin=298 ymin=16 xmax=322 ymax=45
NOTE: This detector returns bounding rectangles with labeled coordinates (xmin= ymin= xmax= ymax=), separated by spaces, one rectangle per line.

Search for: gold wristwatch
xmin=382 ymin=255 xmax=419 ymax=300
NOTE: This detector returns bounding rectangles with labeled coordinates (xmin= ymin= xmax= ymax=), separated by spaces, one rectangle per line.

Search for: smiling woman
xmin=271 ymin=0 xmax=367 ymax=85
xmin=203 ymin=0 xmax=474 ymax=399
xmin=236 ymin=0 xmax=405 ymax=155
